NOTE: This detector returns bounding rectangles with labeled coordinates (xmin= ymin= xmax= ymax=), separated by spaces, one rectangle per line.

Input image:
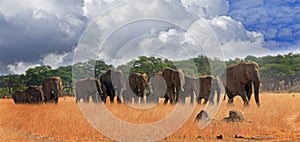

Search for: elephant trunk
xmin=253 ymin=79 xmax=260 ymax=107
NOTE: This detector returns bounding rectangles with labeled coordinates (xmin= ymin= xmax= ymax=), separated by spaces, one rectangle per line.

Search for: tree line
xmin=0 ymin=53 xmax=299 ymax=97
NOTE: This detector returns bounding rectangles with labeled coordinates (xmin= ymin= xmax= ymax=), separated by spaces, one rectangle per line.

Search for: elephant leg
xmin=245 ymin=83 xmax=253 ymax=100
xmin=175 ymin=90 xmax=179 ymax=103
xmin=208 ymin=91 xmax=215 ymax=105
xmin=223 ymin=94 xmax=226 ymax=101
xmin=133 ymin=95 xmax=139 ymax=104
xmin=140 ymin=96 xmax=145 ymax=104
xmin=190 ymin=93 xmax=194 ymax=104
xmin=196 ymin=96 xmax=202 ymax=104
xmin=44 ymin=95 xmax=48 ymax=103
xmin=164 ymin=97 xmax=169 ymax=104
xmin=226 ymin=91 xmax=234 ymax=106
xmin=55 ymin=97 xmax=58 ymax=104
xmin=123 ymin=93 xmax=131 ymax=104
xmin=86 ymin=95 xmax=90 ymax=103
xmin=239 ymin=86 xmax=249 ymax=106
xmin=170 ymin=89 xmax=176 ymax=104
xmin=116 ymin=96 xmax=122 ymax=104
xmin=215 ymin=90 xmax=221 ymax=105
xmin=203 ymin=98 xmax=208 ymax=104
xmin=44 ymin=93 xmax=50 ymax=103
xmin=227 ymin=98 xmax=234 ymax=105
xmin=92 ymin=94 xmax=99 ymax=103
xmin=102 ymin=96 xmax=107 ymax=103
xmin=110 ymin=95 xmax=114 ymax=103
xmin=179 ymin=94 xmax=185 ymax=105
xmin=147 ymin=93 xmax=159 ymax=104
xmin=76 ymin=97 xmax=80 ymax=103
xmin=164 ymin=88 xmax=171 ymax=104
xmin=128 ymin=97 xmax=133 ymax=104
xmin=163 ymin=92 xmax=170 ymax=105
xmin=240 ymin=93 xmax=249 ymax=106
xmin=116 ymin=89 xmax=122 ymax=104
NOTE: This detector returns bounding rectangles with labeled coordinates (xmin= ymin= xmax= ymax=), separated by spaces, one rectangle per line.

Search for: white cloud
xmin=181 ymin=0 xmax=229 ymax=18
xmin=73 ymin=0 xmax=270 ymax=67
xmin=83 ymin=0 xmax=125 ymax=19
xmin=0 ymin=0 xmax=83 ymax=19
xmin=42 ymin=53 xmax=68 ymax=69
xmin=7 ymin=62 xmax=40 ymax=75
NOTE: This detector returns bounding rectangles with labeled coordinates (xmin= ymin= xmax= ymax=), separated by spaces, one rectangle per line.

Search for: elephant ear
xmin=142 ymin=73 xmax=148 ymax=81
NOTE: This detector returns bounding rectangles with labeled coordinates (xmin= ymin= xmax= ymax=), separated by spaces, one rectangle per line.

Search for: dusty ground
xmin=1 ymin=93 xmax=300 ymax=141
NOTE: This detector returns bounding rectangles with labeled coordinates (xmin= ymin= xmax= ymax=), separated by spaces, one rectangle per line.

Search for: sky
xmin=0 ymin=0 xmax=299 ymax=75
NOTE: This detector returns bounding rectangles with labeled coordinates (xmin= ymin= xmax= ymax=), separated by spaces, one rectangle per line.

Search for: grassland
xmin=1 ymin=93 xmax=300 ymax=141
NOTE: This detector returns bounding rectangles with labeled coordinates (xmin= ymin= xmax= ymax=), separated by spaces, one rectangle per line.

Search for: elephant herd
xmin=12 ymin=60 xmax=261 ymax=107
xmin=75 ymin=60 xmax=261 ymax=107
xmin=12 ymin=77 xmax=63 ymax=104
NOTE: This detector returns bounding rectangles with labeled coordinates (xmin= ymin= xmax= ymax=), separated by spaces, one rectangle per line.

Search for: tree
xmin=25 ymin=65 xmax=52 ymax=86
xmin=128 ymin=56 xmax=169 ymax=77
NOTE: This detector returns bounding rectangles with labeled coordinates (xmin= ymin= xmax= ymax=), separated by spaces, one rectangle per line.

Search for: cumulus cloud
xmin=83 ymin=0 xmax=125 ymax=19
xmin=0 ymin=0 xmax=84 ymax=18
xmin=181 ymin=0 xmax=229 ymax=18
xmin=2 ymin=0 xmax=297 ymax=75
xmin=7 ymin=62 xmax=40 ymax=75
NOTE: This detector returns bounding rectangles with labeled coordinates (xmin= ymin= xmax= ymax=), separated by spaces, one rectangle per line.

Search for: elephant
xmin=179 ymin=76 xmax=199 ymax=104
xmin=42 ymin=76 xmax=63 ymax=104
xmin=13 ymin=86 xmax=43 ymax=104
xmin=75 ymin=78 xmax=103 ymax=103
xmin=147 ymin=73 xmax=167 ymax=104
xmin=12 ymin=90 xmax=26 ymax=104
xmin=221 ymin=61 xmax=261 ymax=107
xmin=125 ymin=72 xmax=149 ymax=103
xmin=197 ymin=76 xmax=221 ymax=105
xmin=25 ymin=86 xmax=44 ymax=104
xmin=161 ymin=68 xmax=185 ymax=104
xmin=100 ymin=70 xmax=123 ymax=103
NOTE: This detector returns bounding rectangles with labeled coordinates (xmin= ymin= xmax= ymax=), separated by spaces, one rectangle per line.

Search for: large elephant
xmin=42 ymin=76 xmax=63 ymax=104
xmin=147 ymin=73 xmax=167 ymax=104
xmin=12 ymin=90 xmax=26 ymax=104
xmin=13 ymin=86 xmax=43 ymax=104
xmin=125 ymin=72 xmax=149 ymax=103
xmin=99 ymin=70 xmax=123 ymax=103
xmin=161 ymin=68 xmax=185 ymax=104
xmin=179 ymin=76 xmax=199 ymax=104
xmin=221 ymin=61 xmax=261 ymax=107
xmin=75 ymin=78 xmax=103 ymax=103
xmin=197 ymin=76 xmax=221 ymax=105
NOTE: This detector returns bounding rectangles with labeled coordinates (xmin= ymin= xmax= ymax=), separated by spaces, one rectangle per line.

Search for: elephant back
xmin=75 ymin=78 xmax=102 ymax=103
xmin=12 ymin=90 xmax=28 ymax=104
xmin=24 ymin=86 xmax=44 ymax=103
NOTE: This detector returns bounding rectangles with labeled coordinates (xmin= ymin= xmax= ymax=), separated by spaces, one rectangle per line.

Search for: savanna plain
xmin=1 ymin=93 xmax=300 ymax=141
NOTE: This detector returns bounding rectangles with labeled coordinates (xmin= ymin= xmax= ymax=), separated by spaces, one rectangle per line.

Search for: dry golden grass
xmin=1 ymin=93 xmax=300 ymax=141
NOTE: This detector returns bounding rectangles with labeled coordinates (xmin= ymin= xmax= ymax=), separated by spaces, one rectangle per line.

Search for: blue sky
xmin=228 ymin=0 xmax=300 ymax=51
xmin=0 ymin=0 xmax=299 ymax=75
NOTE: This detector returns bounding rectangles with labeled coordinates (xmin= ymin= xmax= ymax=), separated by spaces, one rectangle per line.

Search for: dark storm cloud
xmin=0 ymin=1 xmax=86 ymax=74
